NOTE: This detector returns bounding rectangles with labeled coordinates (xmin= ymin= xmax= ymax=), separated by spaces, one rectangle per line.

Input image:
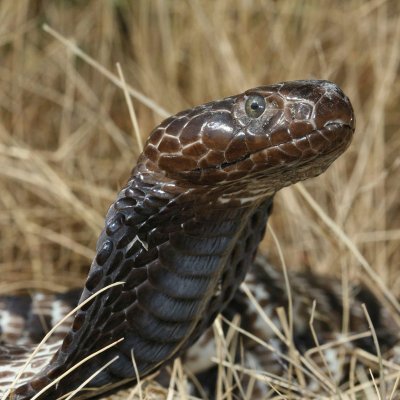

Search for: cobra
xmin=0 ymin=80 xmax=355 ymax=399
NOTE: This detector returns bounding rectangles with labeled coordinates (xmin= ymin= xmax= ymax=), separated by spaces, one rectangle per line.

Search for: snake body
xmin=0 ymin=80 xmax=355 ymax=399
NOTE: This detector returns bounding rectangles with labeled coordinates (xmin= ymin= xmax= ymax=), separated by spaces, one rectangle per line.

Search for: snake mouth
xmin=189 ymin=153 xmax=251 ymax=173
xmin=324 ymin=121 xmax=354 ymax=130
xmin=219 ymin=154 xmax=251 ymax=170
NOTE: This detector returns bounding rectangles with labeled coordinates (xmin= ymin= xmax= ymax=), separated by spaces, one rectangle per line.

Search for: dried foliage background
xmin=0 ymin=0 xmax=400 ymax=399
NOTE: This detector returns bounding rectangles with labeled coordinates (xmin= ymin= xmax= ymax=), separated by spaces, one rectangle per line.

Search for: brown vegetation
xmin=1 ymin=1 xmax=399 ymax=398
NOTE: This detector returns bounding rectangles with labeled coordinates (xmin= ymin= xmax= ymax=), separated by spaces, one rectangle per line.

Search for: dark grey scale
xmin=226 ymin=240 xmax=246 ymax=276
xmin=170 ymin=207 xmax=194 ymax=226
xmin=84 ymin=266 xmax=104 ymax=292
xmin=147 ymin=262 xmax=212 ymax=299
xmin=114 ymin=259 xmax=136 ymax=282
xmin=84 ymin=302 xmax=128 ymax=341
xmin=134 ymin=179 xmax=154 ymax=191
xmin=135 ymin=211 xmax=173 ymax=233
xmin=168 ymin=232 xmax=232 ymax=256
xmin=196 ymin=203 xmax=249 ymax=220
xmin=90 ymin=339 xmax=160 ymax=381
xmin=145 ymin=227 xmax=169 ymax=248
xmin=253 ymin=201 xmax=273 ymax=227
xmin=103 ymin=286 xmax=123 ymax=307
xmin=101 ymin=349 xmax=135 ymax=379
xmin=106 ymin=251 xmax=124 ymax=275
xmin=148 ymin=186 xmax=178 ymax=202
xmin=101 ymin=312 xmax=126 ymax=335
xmin=105 ymin=213 xmax=125 ymax=236
xmin=117 ymin=333 xmax=179 ymax=366
xmin=114 ymin=197 xmax=137 ymax=210
xmin=219 ymin=267 xmax=239 ymax=304
xmin=123 ymin=267 xmax=148 ymax=290
xmin=113 ymin=259 xmax=139 ymax=281
xmin=115 ymin=228 xmax=138 ymax=250
xmin=112 ymin=290 xmax=137 ymax=313
xmin=95 ymin=239 xmax=114 ymax=266
xmin=136 ymin=283 xmax=203 ymax=322
xmin=105 ymin=229 xmax=133 ymax=260
xmin=82 ymin=364 xmax=113 ymax=388
xmin=125 ymin=303 xmax=191 ymax=342
xmin=157 ymin=245 xmax=222 ymax=277
xmin=71 ymin=311 xmax=86 ymax=332
xmin=182 ymin=217 xmax=239 ymax=237
xmin=125 ymin=239 xmax=145 ymax=258
xmin=123 ymin=185 xmax=145 ymax=199
xmin=137 ymin=227 xmax=170 ymax=252
xmin=59 ymin=330 xmax=75 ymax=352
xmin=132 ymin=204 xmax=154 ymax=217
xmin=243 ymin=208 xmax=270 ymax=259
xmin=142 ymin=195 xmax=171 ymax=210
xmin=124 ymin=210 xmax=148 ymax=225
xmin=92 ymin=307 xmax=113 ymax=329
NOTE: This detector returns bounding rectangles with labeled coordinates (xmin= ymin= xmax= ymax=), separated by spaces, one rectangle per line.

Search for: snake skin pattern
xmin=0 ymin=80 xmax=356 ymax=399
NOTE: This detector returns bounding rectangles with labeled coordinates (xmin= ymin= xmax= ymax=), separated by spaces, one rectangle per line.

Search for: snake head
xmin=138 ymin=80 xmax=355 ymax=196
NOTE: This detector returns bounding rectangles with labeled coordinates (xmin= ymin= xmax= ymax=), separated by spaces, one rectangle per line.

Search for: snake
xmin=0 ymin=80 xmax=358 ymax=399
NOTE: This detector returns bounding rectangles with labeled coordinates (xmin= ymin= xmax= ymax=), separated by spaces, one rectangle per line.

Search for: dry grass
xmin=1 ymin=0 xmax=400 ymax=398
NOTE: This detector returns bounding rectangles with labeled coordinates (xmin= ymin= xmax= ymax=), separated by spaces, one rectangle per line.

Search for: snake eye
xmin=245 ymin=95 xmax=266 ymax=118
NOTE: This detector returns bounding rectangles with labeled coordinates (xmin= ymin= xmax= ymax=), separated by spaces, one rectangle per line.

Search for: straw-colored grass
xmin=1 ymin=1 xmax=400 ymax=399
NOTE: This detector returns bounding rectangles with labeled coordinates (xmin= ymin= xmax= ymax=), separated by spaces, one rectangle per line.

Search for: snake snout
xmin=282 ymin=79 xmax=355 ymax=132
xmin=314 ymin=80 xmax=355 ymax=132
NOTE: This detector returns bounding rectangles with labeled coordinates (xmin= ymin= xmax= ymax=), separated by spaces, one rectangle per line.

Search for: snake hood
xmin=8 ymin=80 xmax=355 ymax=400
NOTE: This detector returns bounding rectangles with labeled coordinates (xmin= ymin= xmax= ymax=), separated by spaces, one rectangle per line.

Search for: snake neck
xmin=15 ymin=174 xmax=274 ymax=399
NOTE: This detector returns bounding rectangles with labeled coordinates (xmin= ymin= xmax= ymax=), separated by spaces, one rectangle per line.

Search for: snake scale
xmin=0 ymin=79 xmax=382 ymax=399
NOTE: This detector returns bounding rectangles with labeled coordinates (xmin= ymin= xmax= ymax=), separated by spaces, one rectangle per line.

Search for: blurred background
xmin=0 ymin=0 xmax=399 ymax=395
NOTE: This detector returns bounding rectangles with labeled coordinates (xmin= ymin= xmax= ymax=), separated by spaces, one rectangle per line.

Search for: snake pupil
xmin=245 ymin=95 xmax=266 ymax=118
